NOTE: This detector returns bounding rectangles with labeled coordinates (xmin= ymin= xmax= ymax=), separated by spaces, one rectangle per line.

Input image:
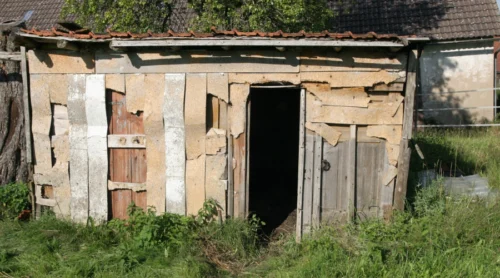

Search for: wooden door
xmin=107 ymin=90 xmax=147 ymax=219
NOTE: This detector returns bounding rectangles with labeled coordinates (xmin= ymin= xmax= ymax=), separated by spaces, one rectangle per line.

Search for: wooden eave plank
xmin=0 ymin=51 xmax=21 ymax=61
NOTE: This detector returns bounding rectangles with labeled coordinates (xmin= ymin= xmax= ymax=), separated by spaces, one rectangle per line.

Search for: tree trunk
xmin=0 ymin=30 xmax=28 ymax=185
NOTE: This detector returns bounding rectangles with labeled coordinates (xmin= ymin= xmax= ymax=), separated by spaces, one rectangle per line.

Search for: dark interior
xmin=249 ymin=87 xmax=300 ymax=235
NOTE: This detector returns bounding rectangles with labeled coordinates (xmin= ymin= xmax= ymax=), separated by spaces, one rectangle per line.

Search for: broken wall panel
xmin=208 ymin=73 xmax=229 ymax=102
xmin=85 ymin=74 xmax=108 ymax=222
xmin=67 ymin=74 xmax=89 ymax=223
xmin=301 ymin=71 xmax=405 ymax=88
xmin=300 ymin=50 xmax=407 ymax=72
xmin=30 ymin=75 xmax=52 ymax=174
xmin=311 ymin=101 xmax=404 ymax=125
xmin=205 ymin=128 xmax=228 ymax=212
xmin=105 ymin=74 xmax=125 ymax=92
xmin=27 ymin=50 xmax=95 ymax=74
xmin=144 ymin=74 xmax=167 ymax=213
xmin=164 ymin=73 xmax=187 ymax=215
xmin=304 ymin=84 xmax=370 ymax=108
xmin=205 ymin=153 xmax=228 ymax=213
xmin=125 ymin=74 xmax=146 ymax=113
xmin=95 ymin=51 xmax=299 ymax=74
xmin=229 ymin=84 xmax=250 ymax=138
xmin=185 ymin=73 xmax=207 ymax=214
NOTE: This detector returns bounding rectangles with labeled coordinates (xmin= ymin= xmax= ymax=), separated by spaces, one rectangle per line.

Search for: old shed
xmin=19 ymin=28 xmax=419 ymax=239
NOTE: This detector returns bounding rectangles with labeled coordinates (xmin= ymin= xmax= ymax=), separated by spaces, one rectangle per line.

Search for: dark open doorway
xmin=248 ymin=87 xmax=300 ymax=236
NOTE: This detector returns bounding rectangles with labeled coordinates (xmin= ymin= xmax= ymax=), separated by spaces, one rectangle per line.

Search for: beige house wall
xmin=419 ymin=41 xmax=495 ymax=124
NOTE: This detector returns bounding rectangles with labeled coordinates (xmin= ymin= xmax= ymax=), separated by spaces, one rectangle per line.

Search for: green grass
xmin=410 ymin=127 xmax=500 ymax=189
xmin=1 ymin=129 xmax=500 ymax=277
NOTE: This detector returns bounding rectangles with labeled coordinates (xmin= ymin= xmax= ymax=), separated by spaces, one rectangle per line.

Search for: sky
xmin=498 ymin=0 xmax=500 ymax=10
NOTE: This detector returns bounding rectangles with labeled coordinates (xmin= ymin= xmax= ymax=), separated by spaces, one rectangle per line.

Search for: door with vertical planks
xmin=107 ymin=90 xmax=147 ymax=219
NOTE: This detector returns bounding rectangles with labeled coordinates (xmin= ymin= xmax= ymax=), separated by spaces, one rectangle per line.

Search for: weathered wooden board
xmin=305 ymin=122 xmax=341 ymax=146
xmin=302 ymin=131 xmax=315 ymax=233
xmin=296 ymin=88 xmax=306 ymax=242
xmin=186 ymin=155 xmax=206 ymax=215
xmin=310 ymin=101 xmax=404 ymax=125
xmin=219 ymin=100 xmax=228 ymax=130
xmin=144 ymin=74 xmax=166 ymax=213
xmin=67 ymin=74 xmax=88 ymax=223
xmin=228 ymin=73 xmax=301 ymax=85
xmin=208 ymin=73 xmax=229 ymax=102
xmin=312 ymin=134 xmax=323 ymax=228
xmin=164 ymin=73 xmax=187 ymax=215
xmin=108 ymin=180 xmax=147 ymax=192
xmin=366 ymin=125 xmax=402 ymax=145
xmin=355 ymin=142 xmax=386 ymax=220
xmin=300 ymin=50 xmax=407 ymax=72
xmin=207 ymin=95 xmax=219 ymax=129
xmin=229 ymin=84 xmax=250 ymax=138
xmin=125 ymin=74 xmax=146 ymax=113
xmin=95 ymin=51 xmax=299 ymax=73
xmin=108 ymin=134 xmax=146 ymax=148
xmin=321 ymin=141 xmax=349 ymax=223
xmin=27 ymin=50 xmax=94 ymax=74
xmin=185 ymin=74 xmax=207 ymax=160
xmin=304 ymin=84 xmax=370 ymax=107
xmin=394 ymin=50 xmax=418 ymax=211
xmin=232 ymin=134 xmax=246 ymax=218
xmin=301 ymin=71 xmax=405 ymax=88
xmin=106 ymin=74 xmax=125 ymax=92
xmin=85 ymin=74 xmax=108 ymax=222
xmin=108 ymin=91 xmax=148 ymax=219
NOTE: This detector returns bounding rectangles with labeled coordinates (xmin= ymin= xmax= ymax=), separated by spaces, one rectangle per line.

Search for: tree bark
xmin=0 ymin=30 xmax=28 ymax=185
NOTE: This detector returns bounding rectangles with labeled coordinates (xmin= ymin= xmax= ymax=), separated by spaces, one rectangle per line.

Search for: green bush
xmin=0 ymin=182 xmax=31 ymax=220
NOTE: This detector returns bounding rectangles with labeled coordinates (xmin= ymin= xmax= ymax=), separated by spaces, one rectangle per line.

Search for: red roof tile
xmin=20 ymin=27 xmax=408 ymax=41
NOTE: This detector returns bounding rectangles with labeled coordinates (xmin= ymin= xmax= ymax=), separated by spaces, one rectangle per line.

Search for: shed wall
xmin=27 ymin=48 xmax=408 ymax=226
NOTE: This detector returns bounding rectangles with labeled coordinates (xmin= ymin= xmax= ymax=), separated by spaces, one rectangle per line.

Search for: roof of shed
xmin=20 ymin=27 xmax=409 ymax=41
xmin=0 ymin=0 xmax=65 ymax=30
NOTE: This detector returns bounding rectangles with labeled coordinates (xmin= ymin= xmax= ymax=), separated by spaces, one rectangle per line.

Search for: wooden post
xmin=20 ymin=47 xmax=32 ymax=164
xmin=347 ymin=125 xmax=357 ymax=221
xmin=296 ymin=89 xmax=306 ymax=242
xmin=394 ymin=49 xmax=418 ymax=211
xmin=312 ymin=134 xmax=322 ymax=228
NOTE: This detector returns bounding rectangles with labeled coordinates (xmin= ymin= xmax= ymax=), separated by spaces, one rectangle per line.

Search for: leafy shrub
xmin=108 ymin=204 xmax=197 ymax=248
xmin=0 ymin=182 xmax=31 ymax=220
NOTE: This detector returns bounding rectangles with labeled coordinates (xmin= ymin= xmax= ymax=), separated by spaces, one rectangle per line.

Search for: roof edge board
xmin=109 ymin=39 xmax=405 ymax=48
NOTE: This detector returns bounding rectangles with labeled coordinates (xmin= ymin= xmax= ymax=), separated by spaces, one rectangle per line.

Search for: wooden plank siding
xmin=107 ymin=91 xmax=147 ymax=219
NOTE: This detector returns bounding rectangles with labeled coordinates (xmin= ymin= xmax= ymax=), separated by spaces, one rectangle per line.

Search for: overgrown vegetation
xmin=188 ymin=0 xmax=334 ymax=32
xmin=0 ymin=182 xmax=30 ymax=220
xmin=61 ymin=0 xmax=334 ymax=33
xmin=2 ymin=129 xmax=500 ymax=277
xmin=410 ymin=127 xmax=500 ymax=189
xmin=61 ymin=0 xmax=176 ymax=32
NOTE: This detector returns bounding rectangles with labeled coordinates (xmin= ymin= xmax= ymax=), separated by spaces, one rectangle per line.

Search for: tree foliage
xmin=61 ymin=0 xmax=175 ymax=32
xmin=188 ymin=0 xmax=334 ymax=32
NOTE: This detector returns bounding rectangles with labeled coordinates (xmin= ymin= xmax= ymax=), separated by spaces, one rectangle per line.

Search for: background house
xmin=0 ymin=0 xmax=65 ymax=29
xmin=329 ymin=0 xmax=500 ymax=125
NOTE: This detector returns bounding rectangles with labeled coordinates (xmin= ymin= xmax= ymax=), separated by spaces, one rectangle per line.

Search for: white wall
xmin=419 ymin=41 xmax=495 ymax=124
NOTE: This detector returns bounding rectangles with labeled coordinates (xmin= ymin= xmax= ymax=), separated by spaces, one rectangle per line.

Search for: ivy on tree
xmin=61 ymin=0 xmax=175 ymax=32
xmin=188 ymin=0 xmax=334 ymax=32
